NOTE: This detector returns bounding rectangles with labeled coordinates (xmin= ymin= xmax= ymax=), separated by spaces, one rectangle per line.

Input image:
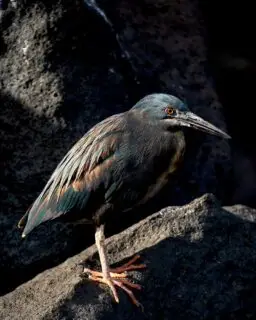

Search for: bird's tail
xmin=19 ymin=187 xmax=84 ymax=238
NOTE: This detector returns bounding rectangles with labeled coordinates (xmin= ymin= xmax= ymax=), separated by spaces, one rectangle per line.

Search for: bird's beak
xmin=177 ymin=111 xmax=231 ymax=139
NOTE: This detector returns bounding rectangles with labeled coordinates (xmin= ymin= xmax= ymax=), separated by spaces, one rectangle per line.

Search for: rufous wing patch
xmin=71 ymin=157 xmax=115 ymax=191
xmin=85 ymin=157 xmax=114 ymax=185
xmin=72 ymin=180 xmax=85 ymax=192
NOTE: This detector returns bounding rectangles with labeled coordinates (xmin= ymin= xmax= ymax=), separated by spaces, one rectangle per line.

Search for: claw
xmin=84 ymin=255 xmax=146 ymax=306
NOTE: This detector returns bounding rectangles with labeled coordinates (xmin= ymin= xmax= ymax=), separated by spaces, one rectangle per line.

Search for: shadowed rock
xmin=1 ymin=194 xmax=256 ymax=320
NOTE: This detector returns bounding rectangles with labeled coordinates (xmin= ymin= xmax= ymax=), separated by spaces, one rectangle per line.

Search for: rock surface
xmin=1 ymin=194 xmax=256 ymax=320
xmin=0 ymin=0 xmax=231 ymax=296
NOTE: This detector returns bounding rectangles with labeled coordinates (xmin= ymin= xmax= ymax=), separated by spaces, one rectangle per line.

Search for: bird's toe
xmin=110 ymin=254 xmax=146 ymax=273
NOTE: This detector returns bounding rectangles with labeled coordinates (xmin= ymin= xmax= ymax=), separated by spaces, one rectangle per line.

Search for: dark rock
xmin=0 ymin=0 xmax=231 ymax=295
xmin=1 ymin=194 xmax=256 ymax=319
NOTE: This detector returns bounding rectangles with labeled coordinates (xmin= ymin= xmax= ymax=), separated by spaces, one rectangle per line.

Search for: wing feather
xmin=20 ymin=113 xmax=125 ymax=236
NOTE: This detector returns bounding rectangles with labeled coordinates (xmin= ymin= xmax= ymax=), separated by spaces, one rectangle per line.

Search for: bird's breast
xmin=137 ymin=132 xmax=186 ymax=205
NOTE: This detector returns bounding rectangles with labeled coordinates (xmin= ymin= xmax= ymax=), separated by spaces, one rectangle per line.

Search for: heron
xmin=18 ymin=93 xmax=230 ymax=306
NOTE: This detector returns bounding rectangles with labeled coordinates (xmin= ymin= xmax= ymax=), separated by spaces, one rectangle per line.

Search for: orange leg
xmin=84 ymin=226 xmax=146 ymax=307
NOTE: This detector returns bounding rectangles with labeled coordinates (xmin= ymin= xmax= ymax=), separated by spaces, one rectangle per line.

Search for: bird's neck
xmin=127 ymin=111 xmax=186 ymax=153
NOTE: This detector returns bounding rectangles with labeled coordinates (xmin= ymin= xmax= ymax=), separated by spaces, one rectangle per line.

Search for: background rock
xmin=0 ymin=0 xmax=232 ymax=296
xmin=200 ymin=1 xmax=256 ymax=207
xmin=2 ymin=195 xmax=256 ymax=320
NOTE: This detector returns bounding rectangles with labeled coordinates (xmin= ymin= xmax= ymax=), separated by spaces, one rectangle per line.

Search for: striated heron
xmin=18 ymin=93 xmax=230 ymax=306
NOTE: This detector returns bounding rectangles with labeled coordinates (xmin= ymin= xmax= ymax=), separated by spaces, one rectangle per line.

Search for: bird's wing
xmin=20 ymin=114 xmax=125 ymax=236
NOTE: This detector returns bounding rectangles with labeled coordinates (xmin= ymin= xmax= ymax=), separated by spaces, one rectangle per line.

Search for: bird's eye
xmin=165 ymin=106 xmax=175 ymax=116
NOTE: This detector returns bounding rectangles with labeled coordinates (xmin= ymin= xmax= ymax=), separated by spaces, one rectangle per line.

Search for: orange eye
xmin=165 ymin=106 xmax=175 ymax=116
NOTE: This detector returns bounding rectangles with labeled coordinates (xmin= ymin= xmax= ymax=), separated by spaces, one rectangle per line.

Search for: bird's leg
xmin=83 ymin=225 xmax=146 ymax=306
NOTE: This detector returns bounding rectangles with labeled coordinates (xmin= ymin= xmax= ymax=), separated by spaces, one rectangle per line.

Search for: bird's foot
xmin=83 ymin=255 xmax=146 ymax=307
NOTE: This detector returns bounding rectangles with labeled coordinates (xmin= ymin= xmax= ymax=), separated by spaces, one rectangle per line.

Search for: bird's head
xmin=131 ymin=93 xmax=231 ymax=139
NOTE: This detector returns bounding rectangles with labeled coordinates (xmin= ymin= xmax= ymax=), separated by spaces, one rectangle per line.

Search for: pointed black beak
xmin=177 ymin=112 xmax=231 ymax=139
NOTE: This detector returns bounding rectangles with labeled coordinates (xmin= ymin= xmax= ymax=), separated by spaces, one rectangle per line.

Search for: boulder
xmin=1 ymin=195 xmax=256 ymax=320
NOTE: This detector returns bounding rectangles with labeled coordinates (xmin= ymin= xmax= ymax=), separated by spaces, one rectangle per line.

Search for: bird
xmin=18 ymin=93 xmax=231 ymax=306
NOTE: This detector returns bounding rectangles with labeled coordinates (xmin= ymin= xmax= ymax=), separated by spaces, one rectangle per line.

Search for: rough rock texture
xmin=1 ymin=194 xmax=256 ymax=320
xmin=0 ymin=0 xmax=231 ymax=295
